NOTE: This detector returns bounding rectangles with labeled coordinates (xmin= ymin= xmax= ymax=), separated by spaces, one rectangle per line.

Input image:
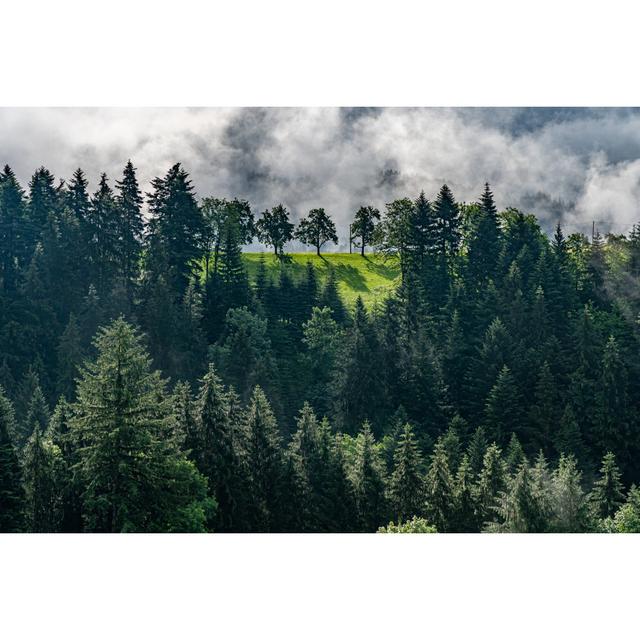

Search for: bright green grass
xmin=242 ymin=253 xmax=400 ymax=308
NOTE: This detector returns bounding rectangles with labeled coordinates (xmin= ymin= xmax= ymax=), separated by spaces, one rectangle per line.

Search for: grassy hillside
xmin=243 ymin=253 xmax=399 ymax=308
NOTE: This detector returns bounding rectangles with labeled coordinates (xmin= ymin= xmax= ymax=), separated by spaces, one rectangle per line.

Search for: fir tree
xmin=0 ymin=388 xmax=24 ymax=531
xmin=351 ymin=422 xmax=388 ymax=532
xmin=71 ymin=318 xmax=213 ymax=532
xmin=388 ymin=423 xmax=424 ymax=522
xmin=193 ymin=365 xmax=237 ymax=531
xmin=589 ymin=452 xmax=625 ymax=520
xmin=244 ymin=386 xmax=284 ymax=532
xmin=424 ymin=441 xmax=454 ymax=532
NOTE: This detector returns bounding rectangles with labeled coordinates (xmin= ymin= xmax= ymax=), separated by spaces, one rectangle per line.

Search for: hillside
xmin=242 ymin=252 xmax=400 ymax=307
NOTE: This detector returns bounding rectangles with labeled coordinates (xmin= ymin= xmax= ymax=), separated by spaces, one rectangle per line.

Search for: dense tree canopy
xmin=2 ymin=163 xmax=640 ymax=532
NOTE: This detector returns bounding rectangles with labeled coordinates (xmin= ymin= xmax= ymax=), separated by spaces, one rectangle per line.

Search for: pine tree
xmin=465 ymin=183 xmax=502 ymax=286
xmin=433 ymin=183 xmax=461 ymax=264
xmin=596 ymin=336 xmax=629 ymax=462
xmin=505 ymin=433 xmax=527 ymax=475
xmin=319 ymin=267 xmax=347 ymax=324
xmin=452 ymin=454 xmax=478 ymax=532
xmin=467 ymin=425 xmax=488 ymax=479
xmin=494 ymin=462 xmax=549 ymax=533
xmin=554 ymin=404 xmax=587 ymax=467
xmin=351 ymin=422 xmax=388 ymax=531
xmin=0 ymin=388 xmax=24 ymax=531
xmin=333 ymin=297 xmax=384 ymax=433
xmin=244 ymin=386 xmax=284 ymax=531
xmin=146 ymin=163 xmax=204 ymax=297
xmin=589 ymin=452 xmax=625 ymax=520
xmin=193 ymin=365 xmax=236 ymax=531
xmin=424 ymin=441 xmax=454 ymax=532
xmin=477 ymin=443 xmax=507 ymax=525
xmin=550 ymin=454 xmax=590 ymax=532
xmin=388 ymin=423 xmax=424 ymax=522
xmin=528 ymin=361 xmax=559 ymax=453
xmin=23 ymin=424 xmax=63 ymax=532
xmin=484 ymin=365 xmax=522 ymax=446
xmin=0 ymin=165 xmax=27 ymax=293
xmin=71 ymin=318 xmax=213 ymax=532
xmin=47 ymin=397 xmax=82 ymax=532
xmin=56 ymin=312 xmax=84 ymax=399
xmin=115 ymin=160 xmax=144 ymax=301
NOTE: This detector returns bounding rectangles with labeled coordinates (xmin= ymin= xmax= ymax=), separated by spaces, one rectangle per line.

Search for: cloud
xmin=1 ymin=107 xmax=640 ymax=249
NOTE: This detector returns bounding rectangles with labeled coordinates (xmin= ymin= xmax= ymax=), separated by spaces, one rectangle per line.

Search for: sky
xmin=2 ymin=107 xmax=640 ymax=250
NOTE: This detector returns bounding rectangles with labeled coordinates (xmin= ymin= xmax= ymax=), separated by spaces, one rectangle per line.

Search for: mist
xmin=2 ymin=107 xmax=640 ymax=250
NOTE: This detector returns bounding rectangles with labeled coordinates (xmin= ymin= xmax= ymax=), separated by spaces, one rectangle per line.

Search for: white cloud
xmin=1 ymin=107 xmax=640 ymax=247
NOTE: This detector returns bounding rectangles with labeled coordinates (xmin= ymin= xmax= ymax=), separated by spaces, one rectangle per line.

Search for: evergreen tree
xmin=0 ymin=388 xmax=23 ymax=531
xmin=477 ymin=443 xmax=507 ymax=525
xmin=388 ymin=423 xmax=424 ymax=522
xmin=71 ymin=318 xmax=213 ymax=532
xmin=467 ymin=425 xmax=488 ymax=479
xmin=484 ymin=365 xmax=522 ymax=446
xmin=493 ymin=462 xmax=549 ymax=533
xmin=452 ymin=454 xmax=478 ymax=532
xmin=432 ymin=183 xmax=461 ymax=264
xmin=0 ymin=165 xmax=27 ymax=293
xmin=465 ymin=183 xmax=502 ymax=286
xmin=333 ymin=297 xmax=384 ymax=433
xmin=319 ymin=267 xmax=347 ymax=324
xmin=589 ymin=452 xmax=625 ymax=520
xmin=23 ymin=424 xmax=63 ymax=532
xmin=146 ymin=163 xmax=204 ymax=297
xmin=193 ymin=365 xmax=236 ymax=531
xmin=115 ymin=160 xmax=144 ymax=301
xmin=56 ymin=312 xmax=84 ymax=399
xmin=244 ymin=386 xmax=284 ymax=532
xmin=351 ymin=422 xmax=388 ymax=531
xmin=550 ymin=454 xmax=590 ymax=532
xmin=505 ymin=432 xmax=527 ymax=475
xmin=424 ymin=441 xmax=454 ymax=532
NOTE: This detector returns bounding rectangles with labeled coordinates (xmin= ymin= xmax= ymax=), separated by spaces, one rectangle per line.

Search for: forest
xmin=1 ymin=161 xmax=640 ymax=533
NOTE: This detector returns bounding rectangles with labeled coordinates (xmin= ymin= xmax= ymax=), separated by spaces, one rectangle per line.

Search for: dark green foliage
xmin=255 ymin=204 xmax=294 ymax=257
xmin=351 ymin=206 xmax=380 ymax=255
xmin=71 ymin=318 xmax=214 ymax=532
xmin=351 ymin=422 xmax=388 ymax=531
xmin=244 ymin=386 xmax=284 ymax=532
xmin=5 ymin=164 xmax=640 ymax=533
xmin=484 ymin=366 xmax=522 ymax=446
xmin=424 ymin=441 xmax=454 ymax=532
xmin=388 ymin=423 xmax=424 ymax=522
xmin=295 ymin=208 xmax=338 ymax=255
xmin=0 ymin=388 xmax=24 ymax=531
xmin=589 ymin=452 xmax=625 ymax=520
xmin=23 ymin=425 xmax=63 ymax=532
xmin=146 ymin=163 xmax=204 ymax=297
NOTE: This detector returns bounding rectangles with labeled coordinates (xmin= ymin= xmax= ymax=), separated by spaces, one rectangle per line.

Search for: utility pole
xmin=349 ymin=223 xmax=352 ymax=254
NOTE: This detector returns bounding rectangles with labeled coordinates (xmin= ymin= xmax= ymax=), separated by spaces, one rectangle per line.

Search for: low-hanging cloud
xmin=2 ymin=107 xmax=640 ymax=250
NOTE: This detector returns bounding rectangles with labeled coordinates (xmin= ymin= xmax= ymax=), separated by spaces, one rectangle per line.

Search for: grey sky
xmin=2 ymin=107 xmax=640 ymax=250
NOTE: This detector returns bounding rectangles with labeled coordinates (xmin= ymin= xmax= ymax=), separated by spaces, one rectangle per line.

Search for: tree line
xmin=1 ymin=160 xmax=640 ymax=532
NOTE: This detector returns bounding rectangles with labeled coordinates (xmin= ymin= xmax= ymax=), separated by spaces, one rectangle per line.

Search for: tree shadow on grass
xmin=329 ymin=264 xmax=369 ymax=292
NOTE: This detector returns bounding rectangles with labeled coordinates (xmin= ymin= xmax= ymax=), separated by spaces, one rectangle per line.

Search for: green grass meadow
xmin=242 ymin=253 xmax=399 ymax=308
